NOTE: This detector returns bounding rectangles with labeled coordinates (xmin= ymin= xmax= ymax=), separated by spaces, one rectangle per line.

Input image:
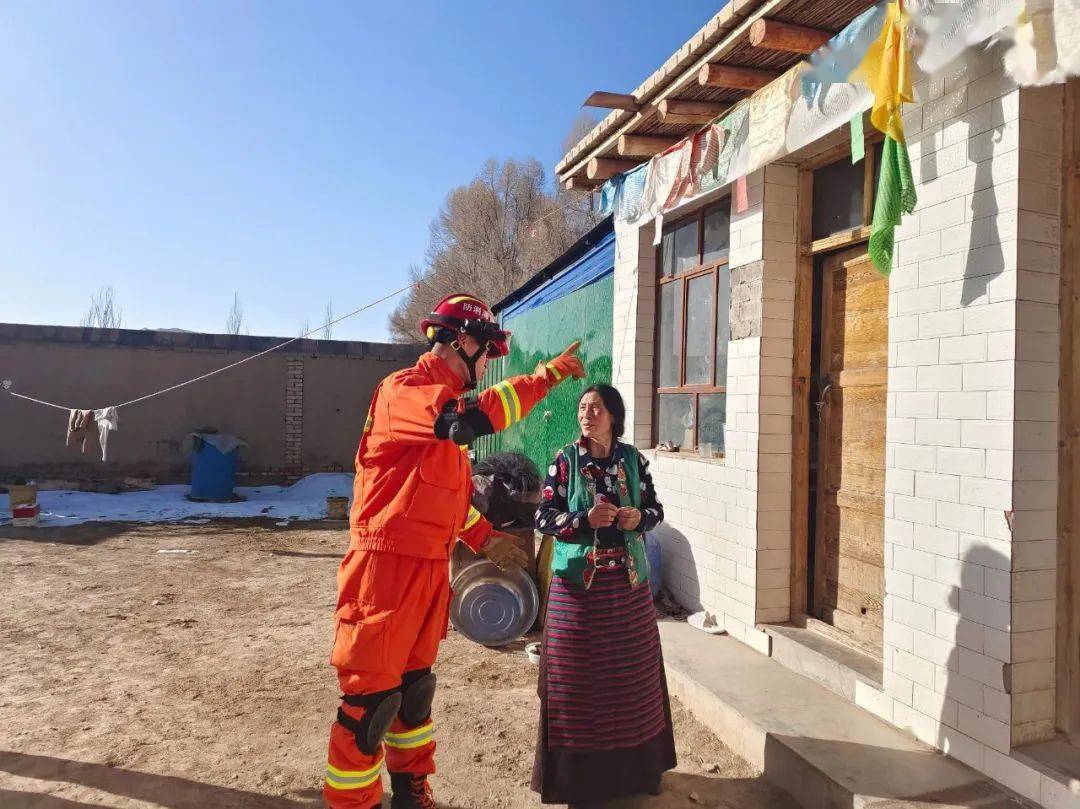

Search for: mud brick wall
xmin=0 ymin=324 xmax=421 ymax=485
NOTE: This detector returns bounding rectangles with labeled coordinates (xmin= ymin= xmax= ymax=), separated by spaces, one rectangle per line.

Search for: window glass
xmin=702 ymin=204 xmax=730 ymax=265
xmin=684 ymin=274 xmax=715 ymax=385
xmin=657 ymin=282 xmax=683 ymax=388
xmin=657 ymin=394 xmax=694 ymax=448
xmin=812 ymin=157 xmax=865 ymax=239
xmin=698 ymin=393 xmax=726 ymax=455
xmin=660 ymin=229 xmax=674 ymax=278
xmin=661 ymin=218 xmax=699 ymax=276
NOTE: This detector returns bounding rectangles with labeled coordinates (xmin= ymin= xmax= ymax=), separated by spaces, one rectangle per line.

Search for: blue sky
xmin=0 ymin=2 xmax=717 ymax=341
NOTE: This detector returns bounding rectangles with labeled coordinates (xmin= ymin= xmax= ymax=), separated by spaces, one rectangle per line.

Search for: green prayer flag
xmin=868 ymin=134 xmax=916 ymax=276
xmin=850 ymin=114 xmax=865 ymax=164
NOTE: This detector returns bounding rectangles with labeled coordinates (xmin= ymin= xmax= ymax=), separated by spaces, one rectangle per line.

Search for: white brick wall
xmin=884 ymin=46 xmax=1023 ymax=770
xmin=610 ymin=43 xmax=1066 ymax=808
xmin=612 ymin=165 xmax=799 ymax=644
xmin=1008 ymin=83 xmax=1063 ymax=750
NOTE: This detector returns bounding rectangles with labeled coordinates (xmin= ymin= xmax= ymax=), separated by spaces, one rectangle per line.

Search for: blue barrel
xmin=645 ymin=533 xmax=663 ymax=599
xmin=189 ymin=438 xmax=239 ymax=502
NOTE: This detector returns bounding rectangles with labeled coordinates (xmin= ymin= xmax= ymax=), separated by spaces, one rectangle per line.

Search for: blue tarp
xmin=500 ymin=228 xmax=615 ymax=322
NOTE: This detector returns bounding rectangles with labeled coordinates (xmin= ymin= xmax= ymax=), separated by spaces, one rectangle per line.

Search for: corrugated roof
xmin=493 ymin=216 xmax=614 ymax=316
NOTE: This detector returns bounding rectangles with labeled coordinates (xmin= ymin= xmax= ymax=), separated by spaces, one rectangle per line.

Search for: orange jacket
xmin=348 ymin=352 xmax=551 ymax=560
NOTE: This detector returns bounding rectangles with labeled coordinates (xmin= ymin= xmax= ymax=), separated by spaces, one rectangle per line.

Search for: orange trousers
xmin=324 ymin=550 xmax=450 ymax=809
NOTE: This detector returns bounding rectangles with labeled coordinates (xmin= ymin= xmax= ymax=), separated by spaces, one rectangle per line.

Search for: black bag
xmin=470 ymin=452 xmax=541 ymax=529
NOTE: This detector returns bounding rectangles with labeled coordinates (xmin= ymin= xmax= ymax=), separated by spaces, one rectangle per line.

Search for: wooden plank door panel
xmin=813 ymin=248 xmax=888 ymax=659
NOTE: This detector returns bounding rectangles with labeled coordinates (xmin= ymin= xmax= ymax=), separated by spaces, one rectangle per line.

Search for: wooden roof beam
xmin=586 ymin=157 xmax=640 ymax=181
xmin=698 ymin=63 xmax=780 ymax=90
xmin=618 ymin=134 xmax=682 ymax=158
xmin=557 ymin=0 xmax=802 ymax=182
xmin=749 ymin=18 xmax=831 ymax=53
xmin=563 ymin=175 xmax=604 ymax=191
xmin=583 ymin=91 xmax=640 ymax=112
xmin=658 ymin=99 xmax=729 ymax=125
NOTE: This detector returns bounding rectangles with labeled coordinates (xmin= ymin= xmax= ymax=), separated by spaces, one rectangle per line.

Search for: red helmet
xmin=420 ymin=294 xmax=511 ymax=358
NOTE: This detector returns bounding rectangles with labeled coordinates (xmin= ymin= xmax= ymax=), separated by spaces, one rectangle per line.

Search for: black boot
xmin=389 ymin=772 xmax=436 ymax=809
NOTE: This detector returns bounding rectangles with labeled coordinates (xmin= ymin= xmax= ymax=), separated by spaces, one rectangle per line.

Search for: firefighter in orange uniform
xmin=324 ymin=294 xmax=585 ymax=809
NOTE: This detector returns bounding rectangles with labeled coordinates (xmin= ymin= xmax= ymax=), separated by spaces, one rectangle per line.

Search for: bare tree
xmin=298 ymin=319 xmax=310 ymax=339
xmin=558 ymin=111 xmax=604 ymax=234
xmin=321 ymin=299 xmax=335 ymax=340
xmin=81 ymin=286 xmax=124 ymax=329
xmin=226 ymin=292 xmax=244 ymax=335
xmin=562 ymin=110 xmax=600 ymax=156
xmin=388 ymin=151 xmax=600 ymax=343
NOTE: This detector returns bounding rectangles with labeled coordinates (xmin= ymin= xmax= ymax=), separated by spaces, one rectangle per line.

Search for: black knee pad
xmin=399 ymin=668 xmax=436 ymax=726
xmin=339 ymin=688 xmax=403 ymax=755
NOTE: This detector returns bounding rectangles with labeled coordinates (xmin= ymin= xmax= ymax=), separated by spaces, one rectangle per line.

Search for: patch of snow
xmin=0 ymin=473 xmax=351 ymax=527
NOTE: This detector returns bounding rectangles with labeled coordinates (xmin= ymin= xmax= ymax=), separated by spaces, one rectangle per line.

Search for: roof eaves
xmin=555 ymin=0 xmax=760 ymax=175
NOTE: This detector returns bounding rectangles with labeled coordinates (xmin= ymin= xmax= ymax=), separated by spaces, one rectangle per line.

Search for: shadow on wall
xmin=734 ymin=548 xmax=1019 ymax=806
xmin=914 ymin=51 xmax=1010 ymax=308
xmin=963 ymin=110 xmax=1008 ymax=308
xmin=654 ymin=525 xmax=704 ymax=613
xmin=892 ymin=542 xmax=1014 ymax=774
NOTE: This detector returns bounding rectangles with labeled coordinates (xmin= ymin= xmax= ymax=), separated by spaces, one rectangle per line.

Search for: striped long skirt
xmin=531 ymin=562 xmax=677 ymax=805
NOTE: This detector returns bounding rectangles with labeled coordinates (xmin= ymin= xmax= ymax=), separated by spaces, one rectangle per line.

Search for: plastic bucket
xmin=189 ymin=440 xmax=239 ymax=502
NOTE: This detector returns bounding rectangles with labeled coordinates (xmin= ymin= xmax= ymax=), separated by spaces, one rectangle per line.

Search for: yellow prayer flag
xmin=856 ymin=0 xmax=913 ymax=143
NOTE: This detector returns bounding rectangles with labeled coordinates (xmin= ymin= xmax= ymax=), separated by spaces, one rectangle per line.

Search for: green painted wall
xmin=479 ymin=275 xmax=613 ymax=474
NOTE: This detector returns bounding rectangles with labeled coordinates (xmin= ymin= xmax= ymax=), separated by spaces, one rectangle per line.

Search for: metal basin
xmin=450 ymin=560 xmax=538 ymax=647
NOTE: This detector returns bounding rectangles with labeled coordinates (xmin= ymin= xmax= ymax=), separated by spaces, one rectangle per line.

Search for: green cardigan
xmin=549 ymin=441 xmax=651 ymax=590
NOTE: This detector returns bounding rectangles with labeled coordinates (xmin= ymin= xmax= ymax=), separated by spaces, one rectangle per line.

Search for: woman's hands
xmin=587 ymin=503 xmax=642 ymax=531
xmin=617 ymin=507 xmax=642 ymax=531
xmin=587 ymin=501 xmax=619 ymax=529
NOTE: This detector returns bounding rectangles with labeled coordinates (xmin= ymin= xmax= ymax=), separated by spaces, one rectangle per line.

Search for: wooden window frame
xmin=653 ymin=200 xmax=731 ymax=452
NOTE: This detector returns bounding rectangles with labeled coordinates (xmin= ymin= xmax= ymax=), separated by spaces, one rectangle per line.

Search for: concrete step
xmin=764 ymin=623 xmax=882 ymax=703
xmin=659 ymin=620 xmax=1032 ymax=809
xmin=1014 ymin=738 xmax=1080 ymax=808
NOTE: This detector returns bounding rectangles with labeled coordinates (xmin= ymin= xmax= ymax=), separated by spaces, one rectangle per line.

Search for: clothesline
xmin=4 ymin=281 xmax=418 ymax=414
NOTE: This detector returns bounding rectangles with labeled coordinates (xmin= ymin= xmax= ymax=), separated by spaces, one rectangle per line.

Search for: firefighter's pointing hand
xmin=536 ymin=340 xmax=586 ymax=386
xmin=480 ymin=532 xmax=529 ymax=571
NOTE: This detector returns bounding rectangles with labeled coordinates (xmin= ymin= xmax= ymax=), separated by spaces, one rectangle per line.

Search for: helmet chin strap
xmin=450 ymin=339 xmax=488 ymax=390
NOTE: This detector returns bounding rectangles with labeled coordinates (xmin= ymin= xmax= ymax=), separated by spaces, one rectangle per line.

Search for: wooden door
xmin=812 ymin=247 xmax=888 ymax=658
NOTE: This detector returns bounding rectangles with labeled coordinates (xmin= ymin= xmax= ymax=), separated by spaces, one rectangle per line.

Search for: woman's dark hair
xmin=578 ymin=384 xmax=626 ymax=440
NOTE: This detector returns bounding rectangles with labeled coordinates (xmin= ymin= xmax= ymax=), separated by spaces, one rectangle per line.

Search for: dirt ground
xmin=0 ymin=520 xmax=794 ymax=809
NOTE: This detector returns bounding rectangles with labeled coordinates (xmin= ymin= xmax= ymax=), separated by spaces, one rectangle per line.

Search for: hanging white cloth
xmin=93 ymin=407 xmax=118 ymax=462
